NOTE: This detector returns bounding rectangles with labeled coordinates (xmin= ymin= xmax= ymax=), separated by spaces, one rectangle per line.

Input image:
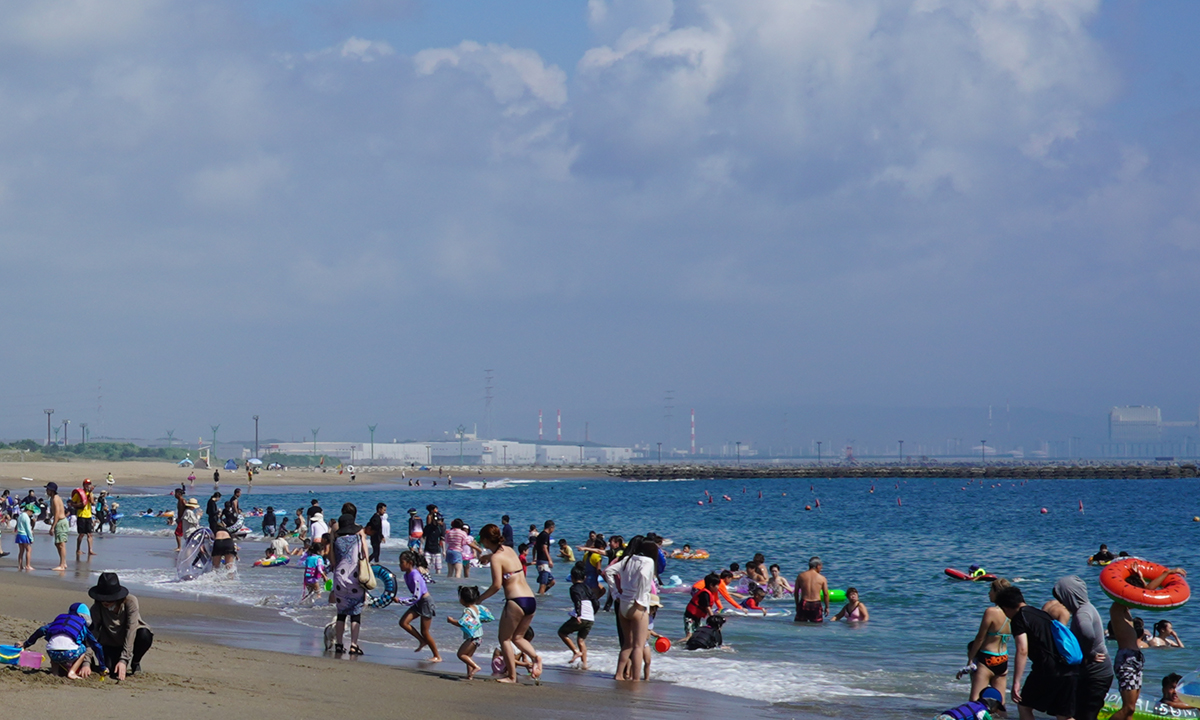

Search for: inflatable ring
xmin=1099 ymin=691 xmax=1198 ymax=719
xmin=367 ymin=564 xmax=398 ymax=609
xmin=1099 ymin=558 xmax=1189 ymax=611
xmin=253 ymin=556 xmax=289 ymax=567
xmin=670 ymin=550 xmax=710 ymax=560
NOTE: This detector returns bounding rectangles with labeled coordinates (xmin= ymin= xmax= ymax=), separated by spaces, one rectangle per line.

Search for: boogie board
xmin=945 ymin=568 xmax=997 ymax=582
xmin=177 ymin=528 xmax=214 ymax=581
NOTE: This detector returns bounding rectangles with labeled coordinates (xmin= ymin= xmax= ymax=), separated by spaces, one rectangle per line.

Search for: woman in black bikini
xmin=478 ymin=523 xmax=541 ymax=683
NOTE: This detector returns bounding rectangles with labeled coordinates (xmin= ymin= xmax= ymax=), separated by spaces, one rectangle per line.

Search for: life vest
xmin=686 ymin=587 xmax=717 ymax=617
xmin=942 ymin=700 xmax=988 ymax=720
xmin=46 ymin=612 xmax=89 ymax=642
xmin=72 ymin=489 xmax=92 ymax=517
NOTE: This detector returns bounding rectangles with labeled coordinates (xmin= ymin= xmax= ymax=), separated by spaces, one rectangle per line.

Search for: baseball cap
xmin=44 ymin=481 xmax=58 ymax=492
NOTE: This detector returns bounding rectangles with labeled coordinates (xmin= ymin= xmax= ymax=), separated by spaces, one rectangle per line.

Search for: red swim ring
xmin=1099 ymin=558 xmax=1189 ymax=611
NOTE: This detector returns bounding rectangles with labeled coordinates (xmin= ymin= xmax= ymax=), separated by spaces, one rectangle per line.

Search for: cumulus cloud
xmin=0 ymin=0 xmax=1195 ymax=442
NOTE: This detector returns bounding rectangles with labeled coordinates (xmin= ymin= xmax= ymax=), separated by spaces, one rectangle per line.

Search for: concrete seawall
xmin=609 ymin=463 xmax=1200 ymax=481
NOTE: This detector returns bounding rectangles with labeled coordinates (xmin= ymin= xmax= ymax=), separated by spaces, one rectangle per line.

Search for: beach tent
xmin=177 ymin=458 xmax=194 ymax=467
xmin=224 ymin=459 xmax=238 ymax=470
xmin=247 ymin=458 xmax=263 ymax=466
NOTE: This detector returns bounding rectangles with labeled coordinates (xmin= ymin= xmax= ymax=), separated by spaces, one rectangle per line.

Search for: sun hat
xmin=88 ymin=572 xmax=129 ymax=602
xmin=186 ymin=498 xmax=200 ymax=508
xmin=648 ymin=594 xmax=662 ymax=608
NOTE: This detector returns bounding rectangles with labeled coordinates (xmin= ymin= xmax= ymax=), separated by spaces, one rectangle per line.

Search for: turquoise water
xmin=106 ymin=476 xmax=1200 ymax=717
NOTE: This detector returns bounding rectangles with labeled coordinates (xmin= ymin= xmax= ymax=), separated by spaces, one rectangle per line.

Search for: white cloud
xmin=1 ymin=0 xmax=165 ymax=54
xmin=415 ymin=41 xmax=568 ymax=110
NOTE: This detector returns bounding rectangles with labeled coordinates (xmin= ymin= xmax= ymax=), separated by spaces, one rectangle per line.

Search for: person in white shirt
xmin=603 ymin=535 xmax=657 ymax=682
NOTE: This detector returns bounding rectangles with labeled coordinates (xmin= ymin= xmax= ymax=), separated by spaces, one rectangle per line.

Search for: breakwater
xmin=609 ymin=462 xmax=1200 ymax=480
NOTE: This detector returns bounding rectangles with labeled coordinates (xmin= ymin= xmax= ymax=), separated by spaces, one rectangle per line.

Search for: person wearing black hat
xmin=329 ymin=504 xmax=368 ymax=655
xmin=89 ymin=572 xmax=153 ymax=680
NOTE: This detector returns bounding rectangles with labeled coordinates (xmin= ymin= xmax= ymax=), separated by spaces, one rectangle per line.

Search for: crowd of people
xmin=2 ymin=479 xmax=1195 ymax=720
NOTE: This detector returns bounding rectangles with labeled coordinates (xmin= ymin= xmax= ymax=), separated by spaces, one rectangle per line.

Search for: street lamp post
xmin=981 ymin=440 xmax=987 ymax=464
xmin=210 ymin=424 xmax=220 ymax=463
xmin=310 ymin=428 xmax=319 ymax=457
xmin=63 ymin=419 xmax=70 ymax=446
xmin=253 ymin=416 xmax=259 ymax=458
xmin=816 ymin=441 xmax=822 ymax=464
xmin=502 ymin=444 xmax=508 ymax=466
xmin=44 ymin=409 xmax=54 ymax=446
xmin=369 ymin=424 xmax=378 ymax=461
xmin=80 ymin=423 xmax=88 ymax=446
xmin=579 ymin=445 xmax=584 ymax=464
xmin=457 ymin=425 xmax=466 ymax=465
xmin=736 ymin=441 xmax=742 ymax=466
xmin=425 ymin=444 xmax=431 ymax=465
xmin=898 ymin=440 xmax=904 ymax=463
xmin=657 ymin=442 xmax=662 ymax=463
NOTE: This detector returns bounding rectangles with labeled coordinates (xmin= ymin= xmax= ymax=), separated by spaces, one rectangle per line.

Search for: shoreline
xmin=0 ymin=530 xmax=785 ymax=720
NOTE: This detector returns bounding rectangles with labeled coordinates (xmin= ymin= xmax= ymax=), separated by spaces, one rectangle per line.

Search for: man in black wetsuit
xmin=999 ymin=585 xmax=1076 ymax=720
xmin=366 ymin=503 xmax=386 ymax=563
xmin=206 ymin=492 xmax=221 ymax=533
xmin=1088 ymin=544 xmax=1115 ymax=565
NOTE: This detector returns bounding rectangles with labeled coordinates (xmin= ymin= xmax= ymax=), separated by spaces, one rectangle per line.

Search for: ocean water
xmin=71 ymin=476 xmax=1200 ymax=717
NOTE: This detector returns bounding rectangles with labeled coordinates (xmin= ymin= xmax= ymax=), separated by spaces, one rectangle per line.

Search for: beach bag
xmin=1050 ymin=619 xmax=1083 ymax=665
xmin=357 ymin=537 xmax=377 ymax=590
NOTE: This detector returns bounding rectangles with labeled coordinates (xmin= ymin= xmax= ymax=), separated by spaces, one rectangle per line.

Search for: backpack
xmin=1050 ymin=619 xmax=1083 ymax=665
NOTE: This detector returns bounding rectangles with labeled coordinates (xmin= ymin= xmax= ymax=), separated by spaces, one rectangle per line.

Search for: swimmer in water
xmin=832 ymin=587 xmax=869 ymax=622
xmin=1147 ymin=620 xmax=1183 ymax=648
xmin=767 ymin=564 xmax=793 ymax=598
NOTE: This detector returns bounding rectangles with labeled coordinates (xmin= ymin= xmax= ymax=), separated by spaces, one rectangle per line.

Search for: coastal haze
xmin=3 ymin=1 xmax=1200 ymax=455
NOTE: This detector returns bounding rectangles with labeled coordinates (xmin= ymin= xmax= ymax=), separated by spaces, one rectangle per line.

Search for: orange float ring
xmin=1099 ymin=558 xmax=1189 ymax=611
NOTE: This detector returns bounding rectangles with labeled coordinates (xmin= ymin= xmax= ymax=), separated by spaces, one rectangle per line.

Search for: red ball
xmin=655 ymin=637 xmax=671 ymax=653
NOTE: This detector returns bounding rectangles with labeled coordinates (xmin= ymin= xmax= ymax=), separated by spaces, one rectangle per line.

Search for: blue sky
xmin=1 ymin=0 xmax=1198 ymax=454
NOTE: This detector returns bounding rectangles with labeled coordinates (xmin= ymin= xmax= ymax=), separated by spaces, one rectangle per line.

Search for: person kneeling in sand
xmin=22 ymin=602 xmax=107 ymax=679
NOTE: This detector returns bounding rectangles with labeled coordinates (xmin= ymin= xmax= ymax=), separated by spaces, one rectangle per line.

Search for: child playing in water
xmin=448 ymin=585 xmax=493 ymax=679
xmin=397 ymin=550 xmax=441 ymax=661
xmin=743 ymin=584 xmax=769 ymax=615
xmin=15 ymin=504 xmax=34 ymax=570
xmin=558 ymin=565 xmax=597 ymax=668
xmin=833 ymin=587 xmax=869 ymax=622
xmin=22 ymin=602 xmax=106 ymax=679
xmin=301 ymin=540 xmax=326 ymax=604
xmin=1161 ymin=673 xmax=1193 ymax=710
xmin=934 ymin=687 xmax=1003 ymax=720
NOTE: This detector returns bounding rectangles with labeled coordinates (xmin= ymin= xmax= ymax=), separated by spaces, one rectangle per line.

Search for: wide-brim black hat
xmin=88 ymin=572 xmax=129 ymax=602
xmin=335 ymin=514 xmax=361 ymax=535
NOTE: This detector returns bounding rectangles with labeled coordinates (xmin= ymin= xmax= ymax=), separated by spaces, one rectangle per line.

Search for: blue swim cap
xmin=69 ymin=602 xmax=90 ymax=618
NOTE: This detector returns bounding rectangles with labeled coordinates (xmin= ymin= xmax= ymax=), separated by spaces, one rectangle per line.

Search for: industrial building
xmin=264 ymin=439 xmax=631 ymax=466
xmin=1105 ymin=406 xmax=1199 ymax=457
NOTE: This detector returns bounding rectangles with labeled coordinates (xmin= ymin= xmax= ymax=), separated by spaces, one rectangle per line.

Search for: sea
xmin=8 ymin=474 xmax=1200 ymax=718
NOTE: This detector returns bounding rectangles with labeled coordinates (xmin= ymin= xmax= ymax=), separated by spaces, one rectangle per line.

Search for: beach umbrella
xmin=247 ymin=458 xmax=263 ymax=466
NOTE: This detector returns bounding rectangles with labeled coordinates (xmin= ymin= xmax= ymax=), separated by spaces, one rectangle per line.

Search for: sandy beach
xmin=0 ymin=570 xmax=739 ymax=720
xmin=0 ymin=459 xmax=610 ymax=491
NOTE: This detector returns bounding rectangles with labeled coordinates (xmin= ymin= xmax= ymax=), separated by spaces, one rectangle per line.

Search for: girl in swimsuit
xmin=833 ymin=587 xmax=869 ymax=622
xmin=477 ymin=523 xmax=541 ymax=683
xmin=965 ymin=578 xmax=1013 ymax=705
xmin=603 ymin=535 xmax=657 ymax=682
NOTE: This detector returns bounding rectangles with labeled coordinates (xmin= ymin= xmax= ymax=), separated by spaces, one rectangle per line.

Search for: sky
xmin=1 ymin=0 xmax=1198 ymax=454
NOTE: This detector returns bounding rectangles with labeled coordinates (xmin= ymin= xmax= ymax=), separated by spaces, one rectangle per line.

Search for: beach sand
xmin=0 ymin=571 xmax=723 ymax=720
xmin=0 ymin=459 xmax=610 ymax=490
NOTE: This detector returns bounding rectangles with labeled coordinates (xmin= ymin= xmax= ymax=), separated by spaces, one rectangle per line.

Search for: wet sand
xmin=0 ymin=570 xmax=751 ymax=720
xmin=0 ymin=459 xmax=610 ymax=491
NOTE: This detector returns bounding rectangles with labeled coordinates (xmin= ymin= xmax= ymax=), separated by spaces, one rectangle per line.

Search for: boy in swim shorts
xmin=22 ymin=602 xmax=107 ymax=679
xmin=1110 ymin=601 xmax=1144 ymax=720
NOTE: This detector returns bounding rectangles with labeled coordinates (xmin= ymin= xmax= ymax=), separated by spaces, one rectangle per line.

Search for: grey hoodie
xmin=1054 ymin=575 xmax=1105 ymax=658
